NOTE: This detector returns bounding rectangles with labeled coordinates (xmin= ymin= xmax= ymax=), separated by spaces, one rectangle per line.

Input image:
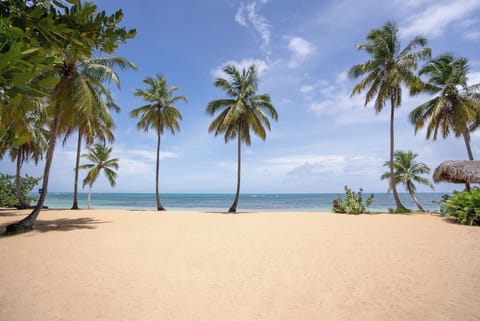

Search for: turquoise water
xmin=41 ymin=192 xmax=446 ymax=212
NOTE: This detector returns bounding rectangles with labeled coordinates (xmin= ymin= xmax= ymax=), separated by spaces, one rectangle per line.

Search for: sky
xmin=2 ymin=0 xmax=480 ymax=194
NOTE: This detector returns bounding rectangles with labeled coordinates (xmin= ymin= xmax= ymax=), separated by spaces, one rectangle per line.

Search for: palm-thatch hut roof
xmin=433 ymin=160 xmax=480 ymax=184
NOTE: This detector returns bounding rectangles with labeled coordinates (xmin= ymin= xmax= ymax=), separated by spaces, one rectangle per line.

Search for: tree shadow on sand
xmin=2 ymin=216 xmax=110 ymax=236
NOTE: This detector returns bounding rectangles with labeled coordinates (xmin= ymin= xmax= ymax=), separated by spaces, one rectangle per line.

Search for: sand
xmin=0 ymin=209 xmax=479 ymax=321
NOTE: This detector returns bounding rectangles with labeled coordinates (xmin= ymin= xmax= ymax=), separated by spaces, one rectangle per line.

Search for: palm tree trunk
xmin=389 ymin=99 xmax=406 ymax=212
xmin=71 ymin=130 xmax=82 ymax=210
xmin=15 ymin=148 xmax=29 ymax=209
xmin=87 ymin=185 xmax=92 ymax=209
xmin=462 ymin=130 xmax=473 ymax=191
xmin=6 ymin=103 xmax=62 ymax=233
xmin=463 ymin=130 xmax=474 ymax=161
xmin=229 ymin=128 xmax=241 ymax=213
xmin=408 ymin=187 xmax=425 ymax=212
xmin=155 ymin=131 xmax=165 ymax=211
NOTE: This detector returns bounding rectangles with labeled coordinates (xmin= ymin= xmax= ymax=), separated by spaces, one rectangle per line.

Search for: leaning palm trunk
xmin=6 ymin=103 xmax=62 ymax=232
xmin=408 ymin=188 xmax=425 ymax=212
xmin=229 ymin=130 xmax=241 ymax=213
xmin=462 ymin=130 xmax=474 ymax=161
xmin=155 ymin=130 xmax=165 ymax=211
xmin=389 ymin=99 xmax=406 ymax=211
xmin=15 ymin=148 xmax=30 ymax=209
xmin=462 ymin=130 xmax=474 ymax=191
xmin=71 ymin=130 xmax=82 ymax=209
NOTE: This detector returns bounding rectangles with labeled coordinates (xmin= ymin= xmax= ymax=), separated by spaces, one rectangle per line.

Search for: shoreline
xmin=1 ymin=209 xmax=478 ymax=321
xmin=32 ymin=191 xmax=447 ymax=213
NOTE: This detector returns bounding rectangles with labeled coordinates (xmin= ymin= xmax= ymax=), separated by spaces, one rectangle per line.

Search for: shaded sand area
xmin=1 ymin=209 xmax=479 ymax=321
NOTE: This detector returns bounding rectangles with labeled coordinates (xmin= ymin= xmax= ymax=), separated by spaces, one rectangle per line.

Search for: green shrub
xmin=0 ymin=173 xmax=41 ymax=208
xmin=441 ymin=189 xmax=480 ymax=226
xmin=332 ymin=185 xmax=374 ymax=214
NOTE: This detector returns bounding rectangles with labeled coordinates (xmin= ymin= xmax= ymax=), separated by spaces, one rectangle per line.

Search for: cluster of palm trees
xmin=1 ymin=1 xmax=137 ymax=232
xmin=130 ymin=65 xmax=277 ymax=213
xmin=2 ymin=3 xmax=479 ymax=232
xmin=350 ymin=21 xmax=480 ymax=212
xmin=2 ymin=0 xmax=278 ymax=224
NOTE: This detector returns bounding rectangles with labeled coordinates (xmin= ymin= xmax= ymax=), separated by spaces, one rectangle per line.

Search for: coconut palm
xmin=207 ymin=64 xmax=278 ymax=213
xmin=349 ymin=21 xmax=431 ymax=212
xmin=79 ymin=143 xmax=119 ymax=209
xmin=381 ymin=150 xmax=434 ymax=212
xmin=131 ymin=75 xmax=187 ymax=211
xmin=60 ymin=56 xmax=135 ymax=210
xmin=409 ymin=54 xmax=480 ymax=161
xmin=6 ymin=2 xmax=135 ymax=233
xmin=0 ymin=98 xmax=48 ymax=208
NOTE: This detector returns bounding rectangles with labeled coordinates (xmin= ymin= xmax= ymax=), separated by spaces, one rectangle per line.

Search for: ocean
xmin=41 ymin=192 xmax=446 ymax=212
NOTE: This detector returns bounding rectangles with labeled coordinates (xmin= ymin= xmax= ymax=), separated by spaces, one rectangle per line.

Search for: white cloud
xmin=393 ymin=0 xmax=431 ymax=8
xmin=287 ymin=37 xmax=315 ymax=68
xmin=265 ymin=153 xmax=385 ymax=180
xmin=211 ymin=58 xmax=269 ymax=79
xmin=116 ymin=147 xmax=178 ymax=163
xmin=400 ymin=0 xmax=480 ymax=38
xmin=336 ymin=71 xmax=348 ymax=83
xmin=307 ymin=79 xmax=380 ymax=125
xmin=464 ymin=31 xmax=480 ymax=41
xmin=468 ymin=72 xmax=480 ymax=86
xmin=235 ymin=1 xmax=271 ymax=51
xmin=300 ymin=85 xmax=315 ymax=94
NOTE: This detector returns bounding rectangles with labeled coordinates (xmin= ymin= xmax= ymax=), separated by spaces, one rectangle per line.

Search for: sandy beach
xmin=0 ymin=209 xmax=479 ymax=321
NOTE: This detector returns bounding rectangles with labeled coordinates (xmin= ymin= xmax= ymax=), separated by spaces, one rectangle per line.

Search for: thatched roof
xmin=433 ymin=160 xmax=480 ymax=184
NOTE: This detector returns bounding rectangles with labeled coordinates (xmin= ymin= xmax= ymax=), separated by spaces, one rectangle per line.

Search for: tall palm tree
xmin=409 ymin=54 xmax=480 ymax=161
xmin=5 ymin=1 xmax=135 ymax=232
xmin=0 ymin=98 xmax=48 ymax=208
xmin=207 ymin=64 xmax=278 ymax=213
xmin=381 ymin=150 xmax=434 ymax=212
xmin=349 ymin=21 xmax=431 ymax=212
xmin=79 ymin=143 xmax=119 ymax=209
xmin=60 ymin=56 xmax=135 ymax=210
xmin=131 ymin=75 xmax=187 ymax=211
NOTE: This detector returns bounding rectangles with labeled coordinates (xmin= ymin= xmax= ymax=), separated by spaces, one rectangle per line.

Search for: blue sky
xmin=2 ymin=0 xmax=480 ymax=194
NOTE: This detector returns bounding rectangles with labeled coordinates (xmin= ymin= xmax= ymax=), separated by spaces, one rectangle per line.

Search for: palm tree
xmin=0 ymin=98 xmax=48 ymax=208
xmin=60 ymin=56 xmax=135 ymax=210
xmin=131 ymin=75 xmax=187 ymax=211
xmin=207 ymin=64 xmax=278 ymax=213
xmin=79 ymin=143 xmax=119 ymax=209
xmin=409 ymin=54 xmax=480 ymax=161
xmin=349 ymin=21 xmax=431 ymax=212
xmin=6 ymin=2 xmax=135 ymax=232
xmin=381 ymin=150 xmax=434 ymax=212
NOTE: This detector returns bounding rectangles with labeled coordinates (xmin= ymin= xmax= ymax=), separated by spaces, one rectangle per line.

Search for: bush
xmin=441 ymin=189 xmax=480 ymax=226
xmin=332 ymin=185 xmax=374 ymax=214
xmin=0 ymin=173 xmax=41 ymax=208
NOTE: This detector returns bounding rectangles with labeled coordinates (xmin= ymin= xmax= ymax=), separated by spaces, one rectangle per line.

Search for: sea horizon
xmin=40 ymin=192 xmax=448 ymax=212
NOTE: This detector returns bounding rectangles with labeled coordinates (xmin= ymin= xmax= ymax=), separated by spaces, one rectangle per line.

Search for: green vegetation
xmin=441 ymin=189 xmax=480 ymax=226
xmin=1 ymin=3 xmax=479 ymax=231
xmin=131 ymin=75 xmax=187 ymax=211
xmin=332 ymin=186 xmax=374 ymax=214
xmin=4 ymin=0 xmax=136 ymax=233
xmin=60 ymin=56 xmax=136 ymax=210
xmin=349 ymin=21 xmax=431 ymax=213
xmin=381 ymin=151 xmax=434 ymax=212
xmin=410 ymin=55 xmax=480 ymax=161
xmin=79 ymin=143 xmax=119 ymax=209
xmin=0 ymin=106 xmax=48 ymax=209
xmin=207 ymin=65 xmax=278 ymax=213
xmin=0 ymin=174 xmax=41 ymax=208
